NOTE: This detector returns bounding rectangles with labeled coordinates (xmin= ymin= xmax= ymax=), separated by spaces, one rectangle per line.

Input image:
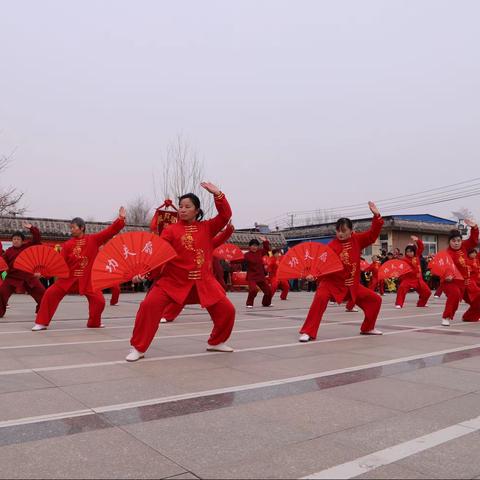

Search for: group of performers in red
xmin=1 ymin=183 xmax=479 ymax=362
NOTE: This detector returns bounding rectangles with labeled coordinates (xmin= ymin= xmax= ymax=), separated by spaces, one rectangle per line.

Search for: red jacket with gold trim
xmin=55 ymin=217 xmax=125 ymax=294
xmin=319 ymin=214 xmax=384 ymax=303
xmin=154 ymin=193 xmax=232 ymax=307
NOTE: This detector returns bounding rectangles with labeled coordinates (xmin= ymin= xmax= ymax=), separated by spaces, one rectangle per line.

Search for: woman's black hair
xmin=405 ymin=244 xmax=417 ymax=254
xmin=336 ymin=217 xmax=353 ymax=231
xmin=179 ymin=193 xmax=204 ymax=221
xmin=448 ymin=229 xmax=462 ymax=242
xmin=249 ymin=239 xmax=260 ymax=247
xmin=468 ymin=248 xmax=478 ymax=255
xmin=12 ymin=231 xmax=25 ymax=241
xmin=71 ymin=217 xmax=86 ymax=232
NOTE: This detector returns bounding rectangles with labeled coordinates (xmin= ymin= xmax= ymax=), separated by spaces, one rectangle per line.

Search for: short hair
xmin=12 ymin=231 xmax=25 ymax=241
xmin=405 ymin=244 xmax=417 ymax=255
xmin=272 ymin=249 xmax=279 ymax=254
xmin=448 ymin=229 xmax=462 ymax=242
xmin=249 ymin=239 xmax=260 ymax=247
xmin=335 ymin=217 xmax=353 ymax=231
xmin=71 ymin=217 xmax=86 ymax=232
xmin=468 ymin=248 xmax=478 ymax=255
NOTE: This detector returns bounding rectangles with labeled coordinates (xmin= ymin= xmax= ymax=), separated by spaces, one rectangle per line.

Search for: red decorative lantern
xmin=149 ymin=199 xmax=179 ymax=235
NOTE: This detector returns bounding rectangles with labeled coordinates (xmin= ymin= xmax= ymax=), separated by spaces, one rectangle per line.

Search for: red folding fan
xmin=378 ymin=259 xmax=413 ymax=281
xmin=0 ymin=257 xmax=8 ymax=272
xmin=360 ymin=260 xmax=370 ymax=272
xmin=277 ymin=242 xmax=343 ymax=280
xmin=429 ymin=251 xmax=464 ymax=281
xmin=13 ymin=245 xmax=69 ymax=278
xmin=213 ymin=243 xmax=244 ymax=262
xmin=91 ymin=231 xmax=177 ymax=291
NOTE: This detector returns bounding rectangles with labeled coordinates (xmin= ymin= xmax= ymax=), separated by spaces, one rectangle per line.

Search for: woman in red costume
xmin=441 ymin=223 xmax=480 ymax=326
xmin=244 ymin=237 xmax=272 ymax=308
xmin=0 ymin=223 xmax=45 ymax=318
xmin=32 ymin=208 xmax=126 ymax=330
xmin=110 ymin=284 xmax=121 ymax=306
xmin=367 ymin=255 xmax=384 ymax=295
xmin=159 ymin=222 xmax=236 ymax=323
xmin=126 ymin=183 xmax=235 ymax=362
xmin=467 ymin=248 xmax=479 ymax=288
xmin=299 ymin=202 xmax=384 ymax=342
xmin=395 ymin=236 xmax=431 ymax=309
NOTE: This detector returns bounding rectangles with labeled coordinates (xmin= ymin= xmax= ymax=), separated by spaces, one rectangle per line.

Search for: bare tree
xmin=452 ymin=207 xmax=474 ymax=221
xmin=154 ymin=134 xmax=214 ymax=217
xmin=127 ymin=196 xmax=152 ymax=226
xmin=0 ymin=146 xmax=25 ymax=216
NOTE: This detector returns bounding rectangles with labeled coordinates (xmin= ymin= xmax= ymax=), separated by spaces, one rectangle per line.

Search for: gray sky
xmin=1 ymin=0 xmax=479 ymax=228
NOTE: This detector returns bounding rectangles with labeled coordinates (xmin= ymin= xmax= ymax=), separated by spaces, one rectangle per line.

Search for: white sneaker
xmin=434 ymin=295 xmax=440 ymax=299
xmin=442 ymin=318 xmax=451 ymax=327
xmin=299 ymin=333 xmax=311 ymax=342
xmin=329 ymin=301 xmax=336 ymax=306
xmin=345 ymin=308 xmax=359 ymax=312
xmin=125 ymin=347 xmax=144 ymax=362
xmin=246 ymin=305 xmax=253 ymax=309
xmin=361 ymin=328 xmax=383 ymax=335
xmin=395 ymin=305 xmax=402 ymax=309
xmin=207 ymin=343 xmax=234 ymax=352
xmin=160 ymin=318 xmax=167 ymax=323
xmin=31 ymin=324 xmax=47 ymax=331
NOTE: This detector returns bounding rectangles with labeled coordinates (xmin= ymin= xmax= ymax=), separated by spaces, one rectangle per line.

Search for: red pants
xmin=300 ymin=284 xmax=382 ymax=339
xmin=270 ymin=278 xmax=289 ymax=300
xmin=247 ymin=280 xmax=272 ymax=306
xmin=435 ymin=285 xmax=444 ymax=297
xmin=395 ymin=278 xmax=431 ymax=307
xmin=130 ymin=285 xmax=235 ymax=353
xmin=0 ymin=279 xmax=45 ymax=317
xmin=346 ymin=298 xmax=356 ymax=310
xmin=36 ymin=284 xmax=105 ymax=327
xmin=163 ymin=301 xmax=184 ymax=321
xmin=110 ymin=285 xmax=120 ymax=305
xmin=442 ymin=282 xmax=480 ymax=321
xmin=369 ymin=277 xmax=385 ymax=295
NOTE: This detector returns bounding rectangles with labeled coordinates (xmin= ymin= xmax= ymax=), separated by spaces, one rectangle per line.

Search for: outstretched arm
xmin=202 ymin=182 xmax=232 ymax=236
xmin=463 ymin=219 xmax=479 ymax=251
xmin=212 ymin=222 xmax=235 ymax=248
xmin=356 ymin=202 xmax=384 ymax=249
xmin=23 ymin=223 xmax=41 ymax=245
xmin=92 ymin=207 xmax=126 ymax=246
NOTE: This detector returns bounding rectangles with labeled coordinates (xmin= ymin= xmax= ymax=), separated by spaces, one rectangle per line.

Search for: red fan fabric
xmin=360 ymin=260 xmax=370 ymax=272
xmin=277 ymin=242 xmax=344 ymax=280
xmin=13 ymin=245 xmax=69 ymax=278
xmin=91 ymin=231 xmax=177 ymax=291
xmin=378 ymin=259 xmax=413 ymax=281
xmin=429 ymin=251 xmax=464 ymax=281
xmin=0 ymin=257 xmax=8 ymax=272
xmin=213 ymin=243 xmax=244 ymax=262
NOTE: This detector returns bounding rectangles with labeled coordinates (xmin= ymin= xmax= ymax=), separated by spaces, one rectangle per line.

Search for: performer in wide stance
xmin=244 ymin=237 xmax=272 ymax=308
xmin=126 ymin=183 xmax=236 ymax=362
xmin=32 ymin=208 xmax=126 ymax=330
xmin=0 ymin=223 xmax=45 ymax=318
xmin=366 ymin=255 xmax=384 ymax=295
xmin=299 ymin=202 xmax=384 ymax=342
xmin=440 ymin=223 xmax=480 ymax=326
xmin=395 ymin=236 xmax=431 ymax=309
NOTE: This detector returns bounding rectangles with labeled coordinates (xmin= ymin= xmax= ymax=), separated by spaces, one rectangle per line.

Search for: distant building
xmin=281 ymin=214 xmax=462 ymax=259
xmin=0 ymin=216 xmax=287 ymax=250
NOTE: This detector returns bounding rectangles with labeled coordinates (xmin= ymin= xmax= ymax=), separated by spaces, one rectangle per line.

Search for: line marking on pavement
xmin=0 ymin=311 xmax=451 ymax=350
xmin=1 ymin=341 xmax=480 ymax=429
xmin=0 ymin=321 xmax=464 ymax=377
xmin=301 ymin=415 xmax=480 ymax=479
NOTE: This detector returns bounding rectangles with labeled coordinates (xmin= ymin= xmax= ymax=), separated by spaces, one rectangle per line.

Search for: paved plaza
xmin=1 ymin=291 xmax=480 ymax=479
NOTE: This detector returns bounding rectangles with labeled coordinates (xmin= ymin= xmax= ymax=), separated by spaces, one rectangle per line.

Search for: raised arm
xmin=201 ymin=182 xmax=232 ymax=236
xmin=411 ymin=236 xmax=424 ymax=257
xmin=356 ymin=202 xmax=384 ymax=250
xmin=22 ymin=223 xmax=41 ymax=246
xmin=463 ymin=220 xmax=479 ymax=251
xmin=259 ymin=236 xmax=271 ymax=256
xmin=92 ymin=207 xmax=126 ymax=246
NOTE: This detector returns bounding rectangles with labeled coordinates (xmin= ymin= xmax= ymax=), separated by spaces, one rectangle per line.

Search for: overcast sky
xmin=1 ymin=0 xmax=479 ymax=228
